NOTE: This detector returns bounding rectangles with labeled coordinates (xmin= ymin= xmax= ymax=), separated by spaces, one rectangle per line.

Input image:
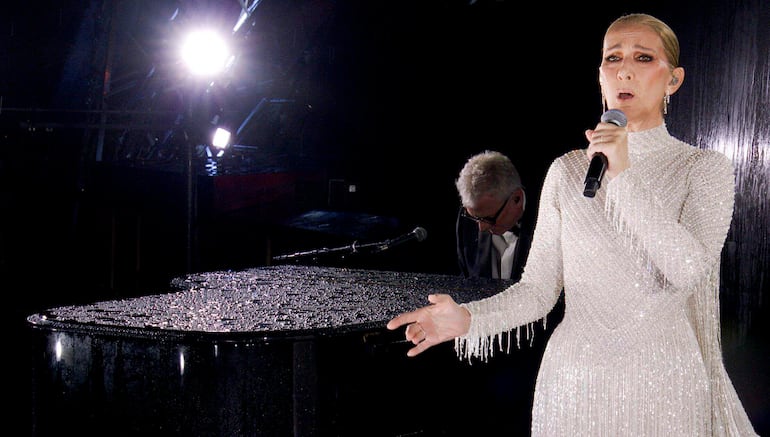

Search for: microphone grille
xmin=601 ymin=109 xmax=627 ymax=127
xmin=413 ymin=227 xmax=428 ymax=242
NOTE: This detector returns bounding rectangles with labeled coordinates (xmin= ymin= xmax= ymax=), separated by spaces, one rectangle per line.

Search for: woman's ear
xmin=668 ymin=67 xmax=685 ymax=94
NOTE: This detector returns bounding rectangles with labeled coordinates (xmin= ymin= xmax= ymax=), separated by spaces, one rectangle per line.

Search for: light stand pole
xmin=179 ymin=27 xmax=235 ymax=273
xmin=184 ymin=105 xmax=196 ymax=274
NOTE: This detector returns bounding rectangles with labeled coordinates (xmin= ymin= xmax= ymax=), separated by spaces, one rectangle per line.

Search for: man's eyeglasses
xmin=460 ymin=194 xmax=511 ymax=226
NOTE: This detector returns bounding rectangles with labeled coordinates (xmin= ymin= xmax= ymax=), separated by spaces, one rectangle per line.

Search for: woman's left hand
xmin=386 ymin=294 xmax=471 ymax=357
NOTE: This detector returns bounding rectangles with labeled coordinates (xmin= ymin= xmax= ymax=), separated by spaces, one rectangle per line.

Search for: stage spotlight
xmin=205 ymin=128 xmax=228 ymax=175
xmin=181 ymin=30 xmax=232 ymax=77
xmin=211 ymin=126 xmax=231 ymax=150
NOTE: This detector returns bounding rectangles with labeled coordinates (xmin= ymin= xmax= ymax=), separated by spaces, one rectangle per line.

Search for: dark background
xmin=1 ymin=0 xmax=767 ymax=434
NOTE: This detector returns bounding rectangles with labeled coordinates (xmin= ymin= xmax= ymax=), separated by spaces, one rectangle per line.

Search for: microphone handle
xmin=583 ymin=152 xmax=608 ymax=198
xmin=583 ymin=109 xmax=626 ymax=198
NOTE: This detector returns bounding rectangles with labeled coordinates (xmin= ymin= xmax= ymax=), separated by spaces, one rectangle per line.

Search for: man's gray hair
xmin=455 ymin=150 xmax=522 ymax=208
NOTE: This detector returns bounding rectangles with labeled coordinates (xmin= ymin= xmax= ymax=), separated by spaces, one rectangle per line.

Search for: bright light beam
xmin=181 ymin=30 xmax=231 ymax=77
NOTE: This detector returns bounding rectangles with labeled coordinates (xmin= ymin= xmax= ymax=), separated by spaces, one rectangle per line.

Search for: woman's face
xmin=599 ymin=23 xmax=682 ymax=131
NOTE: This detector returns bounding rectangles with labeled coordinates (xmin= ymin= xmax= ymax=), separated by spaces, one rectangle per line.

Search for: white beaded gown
xmin=456 ymin=125 xmax=758 ymax=436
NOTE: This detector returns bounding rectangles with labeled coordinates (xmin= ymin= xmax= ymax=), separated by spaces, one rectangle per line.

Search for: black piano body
xmin=27 ymin=265 xmax=544 ymax=436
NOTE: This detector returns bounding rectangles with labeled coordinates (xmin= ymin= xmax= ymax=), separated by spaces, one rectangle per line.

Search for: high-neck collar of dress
xmin=628 ymin=123 xmax=671 ymax=157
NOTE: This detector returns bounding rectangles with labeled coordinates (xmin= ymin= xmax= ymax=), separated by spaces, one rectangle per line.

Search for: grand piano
xmin=27 ymin=264 xmax=544 ymax=436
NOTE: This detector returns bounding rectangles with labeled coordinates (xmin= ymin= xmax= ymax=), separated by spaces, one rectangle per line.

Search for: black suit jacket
xmin=455 ymin=206 xmax=533 ymax=281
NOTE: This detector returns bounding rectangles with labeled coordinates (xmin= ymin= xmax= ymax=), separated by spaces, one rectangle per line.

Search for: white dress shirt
xmin=491 ymin=231 xmax=518 ymax=279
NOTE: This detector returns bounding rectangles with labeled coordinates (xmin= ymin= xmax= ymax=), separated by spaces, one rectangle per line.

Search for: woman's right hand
xmin=386 ymin=294 xmax=471 ymax=357
xmin=585 ymin=120 xmax=629 ymax=180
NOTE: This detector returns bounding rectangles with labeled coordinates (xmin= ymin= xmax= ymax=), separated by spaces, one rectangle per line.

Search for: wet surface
xmin=27 ymin=265 xmax=511 ymax=338
xmin=25 ymin=266 xmax=520 ymax=436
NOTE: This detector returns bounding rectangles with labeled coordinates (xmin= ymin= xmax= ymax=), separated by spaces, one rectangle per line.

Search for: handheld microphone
xmin=583 ymin=109 xmax=627 ymax=198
